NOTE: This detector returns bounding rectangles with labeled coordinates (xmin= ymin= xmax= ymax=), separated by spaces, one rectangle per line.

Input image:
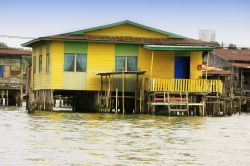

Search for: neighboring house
xmin=23 ymin=20 xmax=222 ymax=114
xmin=206 ymin=49 xmax=250 ymax=111
xmin=0 ymin=47 xmax=31 ymax=106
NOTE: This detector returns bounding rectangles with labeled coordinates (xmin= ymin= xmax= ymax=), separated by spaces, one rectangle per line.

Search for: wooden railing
xmin=149 ymin=78 xmax=223 ymax=94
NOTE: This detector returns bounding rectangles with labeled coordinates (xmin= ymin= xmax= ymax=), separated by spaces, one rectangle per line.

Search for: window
xmin=39 ymin=54 xmax=42 ymax=73
xmin=33 ymin=56 xmax=36 ymax=73
xmin=127 ymin=56 xmax=137 ymax=71
xmin=46 ymin=45 xmax=50 ymax=73
xmin=76 ymin=54 xmax=87 ymax=72
xmin=64 ymin=53 xmax=75 ymax=71
xmin=46 ymin=53 xmax=50 ymax=73
xmin=115 ymin=56 xmax=137 ymax=71
xmin=64 ymin=53 xmax=87 ymax=72
xmin=115 ymin=57 xmax=126 ymax=71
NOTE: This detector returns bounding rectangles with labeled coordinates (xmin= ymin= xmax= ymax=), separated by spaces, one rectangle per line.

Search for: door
xmin=174 ymin=56 xmax=190 ymax=79
xmin=0 ymin=66 xmax=3 ymax=78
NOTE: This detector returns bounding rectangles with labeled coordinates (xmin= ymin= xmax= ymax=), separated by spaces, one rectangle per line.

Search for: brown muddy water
xmin=0 ymin=106 xmax=250 ymax=166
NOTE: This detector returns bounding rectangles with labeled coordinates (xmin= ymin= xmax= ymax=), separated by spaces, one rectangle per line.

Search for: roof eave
xmin=144 ymin=45 xmax=214 ymax=51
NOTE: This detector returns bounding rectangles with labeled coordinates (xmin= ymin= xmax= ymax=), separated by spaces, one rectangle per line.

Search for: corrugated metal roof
xmin=202 ymin=65 xmax=233 ymax=75
xmin=0 ymin=48 xmax=31 ymax=55
xmin=22 ymin=35 xmax=214 ymax=47
xmin=233 ymin=63 xmax=250 ymax=68
xmin=213 ymin=49 xmax=250 ymax=62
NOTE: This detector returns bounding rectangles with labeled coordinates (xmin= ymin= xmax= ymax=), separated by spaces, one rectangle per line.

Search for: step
xmin=169 ymin=109 xmax=188 ymax=112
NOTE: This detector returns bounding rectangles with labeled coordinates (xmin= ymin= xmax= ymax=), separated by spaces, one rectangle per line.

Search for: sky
xmin=0 ymin=0 xmax=249 ymax=48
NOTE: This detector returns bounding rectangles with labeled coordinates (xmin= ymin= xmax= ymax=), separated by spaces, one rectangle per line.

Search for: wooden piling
xmin=115 ymin=88 xmax=118 ymax=114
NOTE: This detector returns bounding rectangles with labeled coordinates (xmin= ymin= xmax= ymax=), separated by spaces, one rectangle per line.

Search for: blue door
xmin=174 ymin=56 xmax=190 ymax=78
xmin=0 ymin=66 xmax=3 ymax=78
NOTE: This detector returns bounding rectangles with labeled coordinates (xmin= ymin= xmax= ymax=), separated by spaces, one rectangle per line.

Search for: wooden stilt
xmin=6 ymin=90 xmax=8 ymax=106
xmin=115 ymin=88 xmax=118 ymax=114
xmin=122 ymin=70 xmax=125 ymax=115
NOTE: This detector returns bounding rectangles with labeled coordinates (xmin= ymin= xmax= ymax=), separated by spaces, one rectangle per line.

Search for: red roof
xmin=0 ymin=48 xmax=31 ymax=55
xmin=232 ymin=63 xmax=250 ymax=68
xmin=213 ymin=49 xmax=250 ymax=62
xmin=206 ymin=69 xmax=233 ymax=75
xmin=48 ymin=35 xmax=210 ymax=45
xmin=23 ymin=34 xmax=214 ymax=47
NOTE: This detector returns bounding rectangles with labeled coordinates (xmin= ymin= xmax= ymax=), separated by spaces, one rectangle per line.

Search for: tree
xmin=228 ymin=43 xmax=237 ymax=49
xmin=0 ymin=42 xmax=7 ymax=48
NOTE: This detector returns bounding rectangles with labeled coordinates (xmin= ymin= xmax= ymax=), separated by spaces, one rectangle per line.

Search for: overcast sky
xmin=0 ymin=0 xmax=249 ymax=48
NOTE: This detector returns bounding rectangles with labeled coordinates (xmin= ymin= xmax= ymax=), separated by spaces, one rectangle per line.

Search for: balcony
xmin=149 ymin=78 xmax=223 ymax=94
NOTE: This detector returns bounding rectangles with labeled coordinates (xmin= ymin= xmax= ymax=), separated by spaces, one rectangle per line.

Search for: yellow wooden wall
xmin=85 ymin=24 xmax=168 ymax=38
xmin=50 ymin=41 xmax=64 ymax=89
xmin=31 ymin=42 xmax=202 ymax=91
xmin=190 ymin=51 xmax=202 ymax=79
xmin=138 ymin=47 xmax=174 ymax=78
xmin=87 ymin=43 xmax=115 ymax=90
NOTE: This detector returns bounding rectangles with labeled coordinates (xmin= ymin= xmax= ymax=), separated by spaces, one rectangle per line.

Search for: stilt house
xmin=0 ymin=47 xmax=31 ymax=106
xmin=23 ymin=20 xmax=224 ymax=115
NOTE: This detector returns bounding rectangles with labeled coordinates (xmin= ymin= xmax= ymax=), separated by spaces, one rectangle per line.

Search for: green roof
xmin=65 ymin=20 xmax=186 ymax=39
xmin=144 ymin=45 xmax=214 ymax=51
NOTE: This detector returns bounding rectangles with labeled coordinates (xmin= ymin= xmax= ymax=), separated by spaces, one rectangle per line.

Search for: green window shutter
xmin=115 ymin=44 xmax=138 ymax=57
xmin=64 ymin=42 xmax=88 ymax=54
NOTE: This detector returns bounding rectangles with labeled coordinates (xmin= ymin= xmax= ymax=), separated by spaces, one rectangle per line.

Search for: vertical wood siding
xmin=87 ymin=43 xmax=115 ymax=90
xmin=85 ymin=24 xmax=168 ymax=38
xmin=190 ymin=51 xmax=202 ymax=79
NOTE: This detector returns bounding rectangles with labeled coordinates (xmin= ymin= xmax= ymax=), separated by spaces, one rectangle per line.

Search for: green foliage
xmin=228 ymin=43 xmax=237 ymax=49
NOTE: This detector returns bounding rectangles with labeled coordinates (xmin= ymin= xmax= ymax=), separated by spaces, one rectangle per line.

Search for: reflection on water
xmin=0 ymin=107 xmax=250 ymax=165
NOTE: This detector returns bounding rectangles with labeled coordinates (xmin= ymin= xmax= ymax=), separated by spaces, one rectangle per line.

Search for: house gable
xmin=67 ymin=20 xmax=186 ymax=39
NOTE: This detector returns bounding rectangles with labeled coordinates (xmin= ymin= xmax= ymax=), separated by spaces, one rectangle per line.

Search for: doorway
xmin=174 ymin=56 xmax=190 ymax=79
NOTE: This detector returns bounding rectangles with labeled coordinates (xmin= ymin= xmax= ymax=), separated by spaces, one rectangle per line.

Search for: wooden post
xmin=134 ymin=74 xmax=138 ymax=114
xmin=0 ymin=90 xmax=2 ymax=105
xmin=150 ymin=51 xmax=154 ymax=78
xmin=167 ymin=92 xmax=170 ymax=116
xmin=108 ymin=75 xmax=111 ymax=112
xmin=206 ymin=52 xmax=210 ymax=79
xmin=139 ymin=90 xmax=142 ymax=114
xmin=122 ymin=69 xmax=125 ymax=115
xmin=141 ymin=75 xmax=145 ymax=113
xmin=6 ymin=90 xmax=9 ymax=106
xmin=59 ymin=95 xmax=62 ymax=107
xmin=115 ymin=88 xmax=118 ymax=114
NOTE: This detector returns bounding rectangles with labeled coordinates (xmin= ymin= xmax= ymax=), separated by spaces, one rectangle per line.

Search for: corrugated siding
xmin=87 ymin=43 xmax=115 ymax=90
xmin=50 ymin=41 xmax=64 ymax=89
xmin=115 ymin=44 xmax=138 ymax=56
xmin=85 ymin=24 xmax=168 ymax=38
xmin=63 ymin=72 xmax=87 ymax=90
xmin=190 ymin=51 xmax=202 ymax=79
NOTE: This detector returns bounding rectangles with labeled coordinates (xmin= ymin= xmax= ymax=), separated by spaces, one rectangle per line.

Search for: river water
xmin=0 ymin=106 xmax=250 ymax=166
